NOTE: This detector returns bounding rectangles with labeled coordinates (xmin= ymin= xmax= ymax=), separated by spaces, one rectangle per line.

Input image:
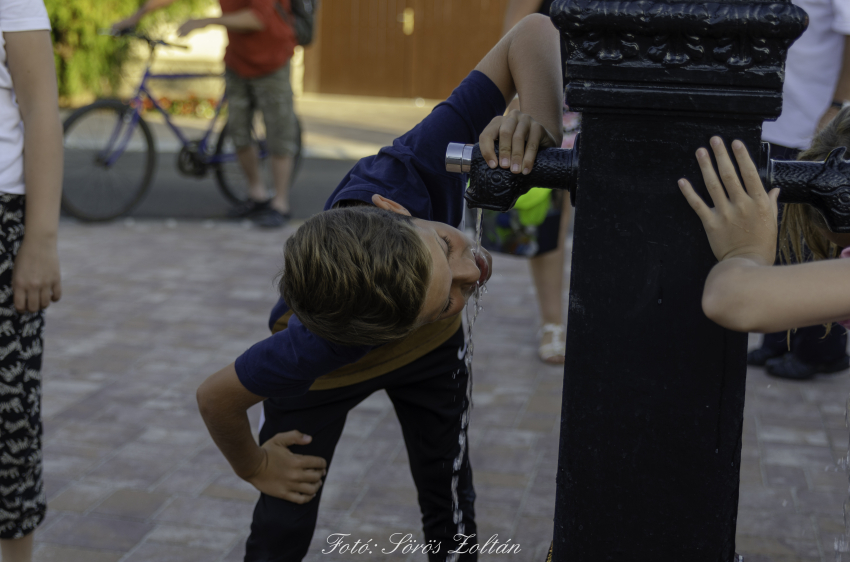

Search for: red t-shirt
xmin=220 ymin=0 xmax=296 ymax=78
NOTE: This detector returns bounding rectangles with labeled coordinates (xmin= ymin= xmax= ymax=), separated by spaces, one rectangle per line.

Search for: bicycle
xmin=62 ymin=32 xmax=302 ymax=222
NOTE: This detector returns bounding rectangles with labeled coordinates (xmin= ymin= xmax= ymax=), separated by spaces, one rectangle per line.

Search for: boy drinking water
xmin=196 ymin=14 xmax=564 ymax=561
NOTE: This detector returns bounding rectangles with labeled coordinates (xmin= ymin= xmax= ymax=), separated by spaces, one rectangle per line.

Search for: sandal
xmin=538 ymin=323 xmax=566 ymax=365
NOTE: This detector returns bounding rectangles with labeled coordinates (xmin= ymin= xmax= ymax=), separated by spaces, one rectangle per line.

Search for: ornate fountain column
xmin=545 ymin=1 xmax=806 ymax=559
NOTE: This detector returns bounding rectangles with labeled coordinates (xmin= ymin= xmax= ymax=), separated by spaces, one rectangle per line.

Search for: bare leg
xmin=269 ymin=154 xmax=294 ymax=216
xmin=1 ymin=533 xmax=34 ymax=562
xmin=529 ymin=197 xmax=572 ymax=363
xmin=236 ymin=145 xmax=267 ymax=202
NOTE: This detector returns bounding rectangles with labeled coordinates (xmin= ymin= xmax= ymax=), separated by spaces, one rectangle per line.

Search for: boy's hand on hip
xmin=479 ymin=109 xmax=558 ymax=175
xmin=13 ymin=238 xmax=61 ymax=313
xmin=245 ymin=430 xmax=327 ymax=504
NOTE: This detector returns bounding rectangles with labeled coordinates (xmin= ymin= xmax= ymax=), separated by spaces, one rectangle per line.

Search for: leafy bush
xmin=45 ymin=0 xmax=213 ymax=102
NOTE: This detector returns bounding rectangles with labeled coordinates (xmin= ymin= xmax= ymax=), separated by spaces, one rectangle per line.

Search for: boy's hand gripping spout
xmin=479 ymin=109 xmax=559 ymax=175
xmin=245 ymin=430 xmax=327 ymax=504
xmin=679 ymin=137 xmax=780 ymax=266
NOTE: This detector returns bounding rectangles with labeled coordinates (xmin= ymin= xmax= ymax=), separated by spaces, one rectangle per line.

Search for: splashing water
xmin=835 ymin=394 xmax=850 ymax=561
xmin=447 ymin=208 xmax=486 ymax=562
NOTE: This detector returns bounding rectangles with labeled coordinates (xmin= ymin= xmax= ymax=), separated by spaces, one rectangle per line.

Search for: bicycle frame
xmin=101 ymin=45 xmax=238 ymax=168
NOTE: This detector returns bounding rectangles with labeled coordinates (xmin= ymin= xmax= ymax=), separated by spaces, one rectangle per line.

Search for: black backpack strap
xmin=274 ymin=1 xmax=294 ymax=27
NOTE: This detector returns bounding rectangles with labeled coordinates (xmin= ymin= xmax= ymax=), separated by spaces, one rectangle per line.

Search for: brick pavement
xmin=29 ymin=219 xmax=850 ymax=562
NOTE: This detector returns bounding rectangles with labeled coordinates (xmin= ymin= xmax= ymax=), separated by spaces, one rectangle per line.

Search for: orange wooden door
xmin=312 ymin=0 xmax=412 ymax=97
xmin=409 ymin=0 xmax=509 ymax=99
xmin=306 ymin=0 xmax=509 ymax=99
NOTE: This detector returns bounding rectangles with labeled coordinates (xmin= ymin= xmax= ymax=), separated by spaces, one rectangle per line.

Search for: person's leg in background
xmin=765 ymin=325 xmax=849 ymax=379
xmin=530 ymin=194 xmax=571 ymax=364
xmin=225 ymin=70 xmax=270 ymax=216
xmin=250 ymin=63 xmax=298 ymax=228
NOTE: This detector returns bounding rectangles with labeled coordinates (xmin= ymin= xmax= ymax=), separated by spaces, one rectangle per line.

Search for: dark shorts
xmin=0 ymin=194 xmax=45 ymax=539
xmin=243 ymin=327 xmax=478 ymax=561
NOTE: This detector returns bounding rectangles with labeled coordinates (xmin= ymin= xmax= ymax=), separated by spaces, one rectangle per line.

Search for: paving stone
xmin=92 ymin=489 xmax=170 ymax=519
xmin=122 ymin=542 xmax=220 ymax=562
xmin=763 ymin=465 xmax=809 ymax=488
xmin=155 ymin=496 xmax=256 ymax=530
xmin=147 ymin=524 xmax=241 ymax=551
xmin=38 ymin=513 xmax=154 ymax=551
xmin=33 ymin=545 xmax=123 ymax=562
xmin=201 ymin=473 xmax=260 ymax=503
xmin=48 ymin=481 xmax=113 ymax=513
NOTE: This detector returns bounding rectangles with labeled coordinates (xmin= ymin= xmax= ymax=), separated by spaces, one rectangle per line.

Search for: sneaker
xmin=765 ymin=353 xmax=850 ymax=380
xmin=253 ymin=208 xmax=290 ymax=228
xmin=747 ymin=346 xmax=785 ymax=366
xmin=227 ymin=198 xmax=269 ymax=219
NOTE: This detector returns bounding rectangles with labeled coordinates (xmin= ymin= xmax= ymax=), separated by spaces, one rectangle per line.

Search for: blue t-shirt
xmin=235 ymin=70 xmax=506 ymax=398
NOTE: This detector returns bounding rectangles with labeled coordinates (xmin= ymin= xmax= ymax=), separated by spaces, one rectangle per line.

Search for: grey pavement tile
xmin=759 ymin=425 xmax=830 ymax=447
xmin=86 ymin=452 xmax=178 ymax=489
xmin=93 ymin=489 xmax=171 ymax=519
xmin=48 ymin=481 xmax=113 ymax=513
xmin=807 ymin=466 xmax=849 ymax=491
xmin=121 ymin=542 xmax=221 ymax=562
xmin=153 ymin=467 xmax=220 ymax=496
xmin=155 ymin=496 xmax=255 ymax=530
xmin=763 ymin=465 xmax=809 ymax=489
xmin=760 ymin=443 xmax=838 ymax=470
xmin=33 ymin=544 xmax=123 ymax=562
xmin=38 ymin=513 xmax=154 ymax=551
xmin=185 ymin=443 xmax=233 ymax=472
xmin=46 ymin=421 xmax=146 ymax=449
xmin=470 ymin=445 xmax=539 ymax=475
xmin=347 ymin=498 xmax=422 ymax=530
xmin=793 ymin=489 xmax=845 ymax=516
xmin=201 ymin=473 xmax=260 ymax=503
xmin=148 ymin=524 xmax=241 ymax=551
xmin=42 ymin=475 xmax=72 ymax=502
xmin=41 ymin=451 xmax=101 ymax=480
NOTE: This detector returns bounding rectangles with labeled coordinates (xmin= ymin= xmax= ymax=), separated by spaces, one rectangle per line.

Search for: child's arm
xmin=177 ymin=11 xmax=264 ymax=37
xmin=679 ymin=137 xmax=850 ymax=332
xmin=476 ymin=14 xmax=564 ymax=175
xmin=5 ymin=30 xmax=62 ymax=313
xmin=197 ymin=364 xmax=327 ymax=504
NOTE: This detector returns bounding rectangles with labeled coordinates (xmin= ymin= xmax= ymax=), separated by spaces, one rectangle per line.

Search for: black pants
xmin=244 ymin=327 xmax=478 ymax=562
xmin=755 ymin=143 xmax=849 ymax=365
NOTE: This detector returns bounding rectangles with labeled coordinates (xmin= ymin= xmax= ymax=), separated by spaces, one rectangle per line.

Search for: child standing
xmin=0 ymin=1 xmax=63 ymax=561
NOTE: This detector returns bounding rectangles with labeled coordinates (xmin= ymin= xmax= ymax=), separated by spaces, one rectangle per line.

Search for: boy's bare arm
xmin=476 ymin=14 xmax=563 ymax=175
xmin=197 ymin=364 xmax=327 ymax=504
xmin=5 ymin=30 xmax=62 ymax=313
xmin=476 ymin=14 xmax=563 ymax=144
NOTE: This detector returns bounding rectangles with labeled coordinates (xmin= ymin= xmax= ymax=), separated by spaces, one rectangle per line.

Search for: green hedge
xmin=45 ymin=0 xmax=213 ymax=101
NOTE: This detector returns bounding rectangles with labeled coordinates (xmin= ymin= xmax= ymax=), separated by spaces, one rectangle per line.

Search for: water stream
xmin=446 ymin=208 xmax=486 ymax=562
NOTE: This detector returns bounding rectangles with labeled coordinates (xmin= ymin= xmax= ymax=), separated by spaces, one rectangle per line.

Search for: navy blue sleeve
xmin=235 ymin=314 xmax=372 ymax=398
xmin=324 ymin=70 xmax=507 ymax=225
xmin=234 ymin=71 xmax=505 ymax=398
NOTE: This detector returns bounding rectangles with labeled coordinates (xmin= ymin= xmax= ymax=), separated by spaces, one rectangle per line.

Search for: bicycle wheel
xmin=214 ymin=116 xmax=302 ymax=206
xmin=62 ymin=99 xmax=156 ymax=222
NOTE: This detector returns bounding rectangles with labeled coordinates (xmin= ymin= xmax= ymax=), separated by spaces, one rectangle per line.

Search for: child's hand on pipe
xmin=479 ymin=109 xmax=558 ymax=176
xmin=679 ymin=136 xmax=780 ymax=266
